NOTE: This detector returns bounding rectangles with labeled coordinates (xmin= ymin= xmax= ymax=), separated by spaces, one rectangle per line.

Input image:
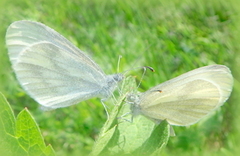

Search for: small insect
xmin=128 ymin=65 xmax=233 ymax=126
xmin=6 ymin=20 xmax=123 ymax=111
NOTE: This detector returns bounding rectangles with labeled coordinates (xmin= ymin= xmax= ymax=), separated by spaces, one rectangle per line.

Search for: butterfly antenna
xmin=122 ymin=66 xmax=154 ymax=76
xmin=136 ymin=67 xmax=147 ymax=89
xmin=136 ymin=66 xmax=155 ymax=89
xmin=121 ymin=66 xmax=154 ymax=92
xmin=117 ymin=55 xmax=122 ymax=73
xmin=115 ymin=55 xmax=124 ymax=96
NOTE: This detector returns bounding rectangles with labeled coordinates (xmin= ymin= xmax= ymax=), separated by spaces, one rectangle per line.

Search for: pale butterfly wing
xmin=131 ymin=65 xmax=233 ymax=126
xmin=6 ymin=20 xmax=100 ymax=69
xmin=6 ymin=20 xmax=123 ymax=109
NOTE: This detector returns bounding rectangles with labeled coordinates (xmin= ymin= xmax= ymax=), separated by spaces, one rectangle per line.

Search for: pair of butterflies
xmin=6 ymin=20 xmax=233 ymax=127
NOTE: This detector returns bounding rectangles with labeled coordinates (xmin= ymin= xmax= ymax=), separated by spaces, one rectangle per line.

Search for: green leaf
xmin=90 ymin=76 xmax=136 ymax=156
xmin=131 ymin=120 xmax=170 ymax=156
xmin=0 ymin=92 xmax=16 ymax=136
xmin=43 ymin=145 xmax=55 ymax=156
xmin=91 ymin=77 xmax=170 ymax=155
xmin=0 ymin=92 xmax=55 ymax=156
xmin=90 ymin=125 xmax=117 ymax=156
xmin=0 ymin=92 xmax=27 ymax=156
xmin=15 ymin=108 xmax=49 ymax=155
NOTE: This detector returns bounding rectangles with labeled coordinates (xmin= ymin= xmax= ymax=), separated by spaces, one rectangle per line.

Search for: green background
xmin=0 ymin=0 xmax=240 ymax=155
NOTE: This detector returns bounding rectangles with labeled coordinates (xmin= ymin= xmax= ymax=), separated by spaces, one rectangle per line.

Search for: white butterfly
xmin=6 ymin=20 xmax=123 ymax=110
xmin=128 ymin=65 xmax=233 ymax=126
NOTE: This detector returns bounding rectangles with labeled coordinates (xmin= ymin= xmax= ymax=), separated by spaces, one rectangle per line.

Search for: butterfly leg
xmin=100 ymin=99 xmax=110 ymax=120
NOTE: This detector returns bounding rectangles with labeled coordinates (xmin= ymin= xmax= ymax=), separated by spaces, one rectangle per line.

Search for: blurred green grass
xmin=0 ymin=0 xmax=240 ymax=155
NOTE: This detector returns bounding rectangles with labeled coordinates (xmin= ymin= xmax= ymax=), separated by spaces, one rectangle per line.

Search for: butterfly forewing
xmin=6 ymin=20 xmax=104 ymax=75
xmin=138 ymin=65 xmax=233 ymax=126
